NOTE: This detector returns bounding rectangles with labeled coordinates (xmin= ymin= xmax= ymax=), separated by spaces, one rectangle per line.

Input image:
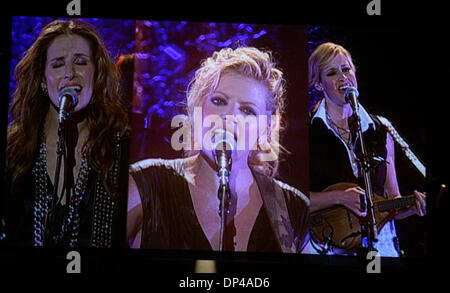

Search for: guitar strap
xmin=376 ymin=115 xmax=426 ymax=178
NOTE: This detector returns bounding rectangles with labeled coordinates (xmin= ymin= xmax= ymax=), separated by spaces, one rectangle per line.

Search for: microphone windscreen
xmin=211 ymin=129 xmax=236 ymax=153
xmin=344 ymin=86 xmax=359 ymax=101
xmin=58 ymin=86 xmax=79 ymax=106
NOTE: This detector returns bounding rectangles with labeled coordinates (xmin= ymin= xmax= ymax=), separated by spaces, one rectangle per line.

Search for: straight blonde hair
xmin=308 ymin=42 xmax=356 ymax=88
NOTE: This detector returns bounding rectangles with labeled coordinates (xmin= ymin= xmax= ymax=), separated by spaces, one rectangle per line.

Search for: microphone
xmin=57 ymin=86 xmax=79 ymax=123
xmin=211 ymin=129 xmax=236 ymax=186
xmin=344 ymin=86 xmax=359 ymax=112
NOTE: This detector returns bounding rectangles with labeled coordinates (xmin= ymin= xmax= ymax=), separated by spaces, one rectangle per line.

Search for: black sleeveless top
xmin=130 ymin=158 xmax=310 ymax=253
xmin=309 ymin=114 xmax=388 ymax=195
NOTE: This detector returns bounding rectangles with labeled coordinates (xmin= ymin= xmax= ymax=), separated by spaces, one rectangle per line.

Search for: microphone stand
xmin=218 ymin=182 xmax=229 ymax=251
xmin=44 ymin=119 xmax=67 ymax=245
xmin=216 ymin=150 xmax=232 ymax=252
xmin=351 ymin=106 xmax=378 ymax=253
xmin=43 ymin=88 xmax=78 ymax=245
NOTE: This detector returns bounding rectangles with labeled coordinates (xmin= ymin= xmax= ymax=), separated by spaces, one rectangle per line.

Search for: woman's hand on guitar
xmin=336 ymin=186 xmax=367 ymax=217
xmin=413 ymin=190 xmax=426 ymax=216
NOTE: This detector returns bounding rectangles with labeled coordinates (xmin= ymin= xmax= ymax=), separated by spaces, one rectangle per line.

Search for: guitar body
xmin=310 ymin=183 xmax=405 ymax=252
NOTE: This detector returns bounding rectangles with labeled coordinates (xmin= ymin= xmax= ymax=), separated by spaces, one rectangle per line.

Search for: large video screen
xmin=1 ymin=15 xmax=435 ymax=276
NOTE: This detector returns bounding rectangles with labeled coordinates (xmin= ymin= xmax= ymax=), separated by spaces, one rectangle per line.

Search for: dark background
xmin=128 ymin=21 xmax=309 ymax=193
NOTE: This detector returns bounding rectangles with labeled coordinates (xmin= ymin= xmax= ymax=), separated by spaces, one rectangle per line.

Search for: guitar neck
xmin=376 ymin=115 xmax=426 ymax=178
xmin=376 ymin=195 xmax=416 ymax=212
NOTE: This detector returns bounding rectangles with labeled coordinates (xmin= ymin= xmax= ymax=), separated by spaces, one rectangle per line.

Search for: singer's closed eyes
xmin=49 ymin=54 xmax=91 ymax=69
xmin=126 ymin=47 xmax=310 ymax=253
xmin=3 ymin=19 xmax=130 ymax=248
xmin=45 ymin=35 xmax=94 ymax=115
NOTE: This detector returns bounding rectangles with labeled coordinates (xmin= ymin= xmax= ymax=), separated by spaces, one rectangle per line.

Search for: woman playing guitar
xmin=307 ymin=42 xmax=426 ymax=257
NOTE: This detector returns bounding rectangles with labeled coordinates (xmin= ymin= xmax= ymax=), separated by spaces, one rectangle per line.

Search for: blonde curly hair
xmin=184 ymin=46 xmax=287 ymax=177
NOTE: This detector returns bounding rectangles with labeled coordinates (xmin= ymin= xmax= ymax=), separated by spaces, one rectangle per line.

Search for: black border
xmin=1 ymin=0 xmax=448 ymax=282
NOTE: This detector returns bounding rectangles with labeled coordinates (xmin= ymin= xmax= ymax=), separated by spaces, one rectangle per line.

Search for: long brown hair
xmin=7 ymin=19 xmax=129 ymax=196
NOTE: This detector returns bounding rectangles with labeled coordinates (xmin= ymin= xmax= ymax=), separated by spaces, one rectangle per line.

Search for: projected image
xmin=3 ymin=17 xmax=425 ymax=261
xmin=126 ymin=21 xmax=310 ymax=253
xmin=3 ymin=17 xmax=135 ymax=248
xmin=2 ymin=17 xmax=311 ymax=253
xmin=306 ymin=26 xmax=426 ymax=258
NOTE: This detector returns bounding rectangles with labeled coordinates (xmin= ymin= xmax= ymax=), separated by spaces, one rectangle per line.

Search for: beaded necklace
xmin=32 ymin=133 xmax=121 ymax=247
xmin=325 ymin=111 xmax=354 ymax=151
xmin=32 ymin=136 xmax=90 ymax=247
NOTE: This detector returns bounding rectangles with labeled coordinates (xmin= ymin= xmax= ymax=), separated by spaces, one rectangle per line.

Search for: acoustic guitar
xmin=310 ymin=182 xmax=416 ymax=252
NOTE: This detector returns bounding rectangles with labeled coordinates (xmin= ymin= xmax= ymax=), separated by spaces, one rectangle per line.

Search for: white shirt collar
xmin=311 ymin=98 xmax=376 ymax=178
xmin=311 ymin=98 xmax=376 ymax=132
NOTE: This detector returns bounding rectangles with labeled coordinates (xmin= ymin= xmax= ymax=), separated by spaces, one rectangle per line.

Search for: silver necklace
xmin=326 ymin=112 xmax=351 ymax=133
xmin=325 ymin=112 xmax=353 ymax=150
xmin=32 ymin=135 xmax=91 ymax=247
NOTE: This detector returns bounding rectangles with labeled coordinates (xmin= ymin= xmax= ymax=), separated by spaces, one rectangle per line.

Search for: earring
xmin=41 ymin=81 xmax=48 ymax=93
xmin=315 ymin=83 xmax=323 ymax=91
